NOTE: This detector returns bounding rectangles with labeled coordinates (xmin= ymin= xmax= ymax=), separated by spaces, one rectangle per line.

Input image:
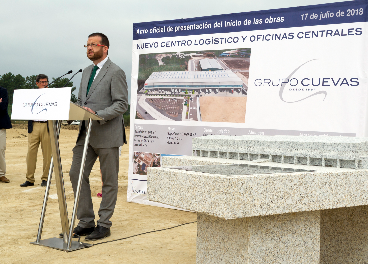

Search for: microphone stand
xmin=46 ymin=70 xmax=73 ymax=88
xmin=58 ymin=69 xmax=82 ymax=124
xmin=59 ymin=69 xmax=82 ymax=88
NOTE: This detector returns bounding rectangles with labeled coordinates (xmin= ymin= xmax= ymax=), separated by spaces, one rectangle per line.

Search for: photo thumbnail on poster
xmin=136 ymin=48 xmax=251 ymax=123
xmin=133 ymin=152 xmax=161 ymax=175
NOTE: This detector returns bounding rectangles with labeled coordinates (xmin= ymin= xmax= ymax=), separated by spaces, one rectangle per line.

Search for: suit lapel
xmin=86 ymin=58 xmax=112 ymax=100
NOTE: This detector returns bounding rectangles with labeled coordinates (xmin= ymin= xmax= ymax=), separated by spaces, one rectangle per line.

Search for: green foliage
xmin=195 ymin=48 xmax=252 ymax=57
xmin=24 ymin=75 xmax=37 ymax=89
xmin=161 ymin=55 xmax=190 ymax=66
xmin=0 ymin=72 xmax=26 ymax=115
xmin=139 ymin=54 xmax=159 ymax=68
xmin=49 ymin=77 xmax=77 ymax=103
xmin=123 ymin=113 xmax=130 ymax=127
xmin=125 ymin=104 xmax=130 ymax=115
xmin=138 ymin=53 xmax=188 ymax=82
xmin=122 ymin=104 xmax=130 ymax=127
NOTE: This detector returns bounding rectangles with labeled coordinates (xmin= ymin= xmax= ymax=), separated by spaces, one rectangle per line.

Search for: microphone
xmin=60 ymin=69 xmax=82 ymax=87
xmin=46 ymin=70 xmax=72 ymax=87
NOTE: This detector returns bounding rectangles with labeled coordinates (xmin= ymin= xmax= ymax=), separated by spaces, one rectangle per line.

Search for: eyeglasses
xmin=84 ymin=43 xmax=105 ymax=48
xmin=37 ymin=81 xmax=48 ymax=84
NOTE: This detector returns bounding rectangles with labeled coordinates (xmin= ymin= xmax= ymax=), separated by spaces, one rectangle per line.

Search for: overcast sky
xmin=0 ymin=0 xmax=347 ymax=101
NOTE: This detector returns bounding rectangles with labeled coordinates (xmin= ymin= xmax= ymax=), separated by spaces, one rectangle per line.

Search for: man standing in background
xmin=68 ymin=33 xmax=128 ymax=241
xmin=0 ymin=86 xmax=12 ymax=183
xmin=20 ymin=74 xmax=52 ymax=187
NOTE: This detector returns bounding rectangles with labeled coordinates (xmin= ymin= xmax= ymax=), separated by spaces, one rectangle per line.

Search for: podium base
xmin=31 ymin=237 xmax=92 ymax=252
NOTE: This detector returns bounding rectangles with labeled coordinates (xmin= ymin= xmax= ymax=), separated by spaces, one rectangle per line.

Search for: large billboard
xmin=129 ymin=1 xmax=368 ymax=204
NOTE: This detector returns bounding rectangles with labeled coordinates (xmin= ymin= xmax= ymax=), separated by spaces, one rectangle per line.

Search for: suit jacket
xmin=0 ymin=87 xmax=12 ymax=129
xmin=77 ymin=58 xmax=128 ymax=148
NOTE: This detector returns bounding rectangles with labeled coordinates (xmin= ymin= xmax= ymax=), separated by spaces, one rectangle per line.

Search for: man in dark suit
xmin=20 ymin=74 xmax=52 ymax=187
xmin=68 ymin=33 xmax=128 ymax=240
xmin=0 ymin=86 xmax=12 ymax=183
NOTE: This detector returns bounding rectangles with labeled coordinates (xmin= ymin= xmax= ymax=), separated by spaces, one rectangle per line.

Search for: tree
xmin=24 ymin=75 xmax=37 ymax=89
xmin=0 ymin=72 xmax=20 ymax=98
xmin=49 ymin=77 xmax=77 ymax=103
xmin=13 ymin=74 xmax=26 ymax=90
xmin=0 ymin=72 xmax=15 ymax=90
xmin=0 ymin=72 xmax=26 ymax=114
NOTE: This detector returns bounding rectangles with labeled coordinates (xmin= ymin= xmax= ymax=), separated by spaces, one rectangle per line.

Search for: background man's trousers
xmin=26 ymin=122 xmax=51 ymax=183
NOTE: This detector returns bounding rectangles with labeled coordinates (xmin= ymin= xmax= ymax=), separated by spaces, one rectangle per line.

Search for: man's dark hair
xmin=88 ymin=33 xmax=109 ymax=48
xmin=36 ymin=74 xmax=48 ymax=82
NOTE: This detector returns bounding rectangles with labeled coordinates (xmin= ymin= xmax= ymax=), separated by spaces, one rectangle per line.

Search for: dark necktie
xmin=86 ymin=65 xmax=99 ymax=96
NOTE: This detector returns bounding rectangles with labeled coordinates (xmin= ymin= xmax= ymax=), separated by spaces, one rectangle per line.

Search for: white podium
xmin=12 ymin=88 xmax=102 ymax=251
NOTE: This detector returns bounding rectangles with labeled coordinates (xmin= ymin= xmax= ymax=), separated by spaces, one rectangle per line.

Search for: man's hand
xmin=83 ymin=106 xmax=95 ymax=114
xmin=0 ymin=98 xmax=3 ymax=103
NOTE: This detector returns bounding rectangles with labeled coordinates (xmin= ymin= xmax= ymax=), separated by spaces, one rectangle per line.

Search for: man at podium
xmin=68 ymin=33 xmax=128 ymax=241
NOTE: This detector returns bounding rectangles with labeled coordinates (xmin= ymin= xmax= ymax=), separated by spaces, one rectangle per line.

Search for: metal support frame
xmin=35 ymin=121 xmax=59 ymax=244
xmin=31 ymin=119 xmax=93 ymax=251
xmin=68 ymin=119 xmax=93 ymax=249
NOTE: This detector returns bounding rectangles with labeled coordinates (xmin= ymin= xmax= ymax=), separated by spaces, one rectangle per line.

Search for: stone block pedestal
xmin=148 ymin=135 xmax=368 ymax=263
xmin=197 ymin=206 xmax=368 ymax=264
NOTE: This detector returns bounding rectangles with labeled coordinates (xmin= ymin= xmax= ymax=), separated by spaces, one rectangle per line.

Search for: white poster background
xmin=129 ymin=10 xmax=368 ymax=204
xmin=11 ymin=87 xmax=72 ymax=120
xmin=244 ymin=23 xmax=368 ymax=136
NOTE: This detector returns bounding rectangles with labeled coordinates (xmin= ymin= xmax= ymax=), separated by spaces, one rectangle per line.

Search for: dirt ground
xmin=0 ymin=125 xmax=196 ymax=264
xmin=199 ymin=96 xmax=247 ymax=123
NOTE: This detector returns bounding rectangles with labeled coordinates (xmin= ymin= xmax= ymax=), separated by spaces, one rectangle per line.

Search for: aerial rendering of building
xmin=141 ymin=70 xmax=244 ymax=94
xmin=199 ymin=58 xmax=223 ymax=71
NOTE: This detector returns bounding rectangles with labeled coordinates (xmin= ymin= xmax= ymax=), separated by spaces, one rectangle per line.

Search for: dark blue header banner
xmin=133 ymin=0 xmax=368 ymax=40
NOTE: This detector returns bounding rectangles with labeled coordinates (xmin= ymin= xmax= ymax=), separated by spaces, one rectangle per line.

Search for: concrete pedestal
xmin=197 ymin=206 xmax=368 ymax=264
xmin=320 ymin=206 xmax=368 ymax=263
xmin=148 ymin=135 xmax=368 ymax=263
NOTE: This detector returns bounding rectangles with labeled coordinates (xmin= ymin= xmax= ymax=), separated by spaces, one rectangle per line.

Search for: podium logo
xmin=22 ymin=94 xmax=58 ymax=114
xmin=31 ymin=94 xmax=47 ymax=114
xmin=254 ymin=59 xmax=359 ymax=103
